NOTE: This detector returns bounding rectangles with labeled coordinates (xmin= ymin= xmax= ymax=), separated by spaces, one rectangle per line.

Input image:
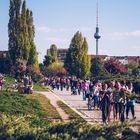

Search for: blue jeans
xmin=93 ymin=95 xmax=100 ymax=108
xmin=83 ymin=91 xmax=88 ymax=100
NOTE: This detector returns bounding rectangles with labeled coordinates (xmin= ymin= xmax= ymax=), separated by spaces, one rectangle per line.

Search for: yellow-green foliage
xmin=47 ymin=62 xmax=66 ymax=76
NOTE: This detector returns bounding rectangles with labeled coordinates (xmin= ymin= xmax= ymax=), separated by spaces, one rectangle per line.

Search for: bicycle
xmin=87 ymin=94 xmax=94 ymax=110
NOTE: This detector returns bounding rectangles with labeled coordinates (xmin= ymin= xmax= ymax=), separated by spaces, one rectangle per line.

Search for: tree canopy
xmin=91 ymin=57 xmax=109 ymax=78
xmin=8 ymin=0 xmax=38 ymax=70
xmin=65 ymin=31 xmax=90 ymax=79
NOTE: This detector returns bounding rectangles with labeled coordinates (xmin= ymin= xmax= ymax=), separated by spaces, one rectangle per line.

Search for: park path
xmin=39 ymin=89 xmax=140 ymax=124
xmin=38 ymin=91 xmax=69 ymax=122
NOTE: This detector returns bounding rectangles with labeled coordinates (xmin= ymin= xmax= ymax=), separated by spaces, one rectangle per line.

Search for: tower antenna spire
xmin=94 ymin=0 xmax=101 ymax=56
xmin=96 ymin=0 xmax=99 ymax=27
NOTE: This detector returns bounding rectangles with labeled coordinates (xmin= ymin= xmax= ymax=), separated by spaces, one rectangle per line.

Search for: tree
xmin=104 ymin=58 xmax=126 ymax=74
xmin=79 ymin=38 xmax=91 ymax=79
xmin=91 ymin=57 xmax=109 ymax=78
xmin=8 ymin=0 xmax=38 ymax=71
xmin=39 ymin=63 xmax=46 ymax=75
xmin=125 ymin=64 xmax=139 ymax=76
xmin=8 ymin=0 xmax=22 ymax=63
xmin=21 ymin=0 xmax=30 ymax=60
xmin=27 ymin=10 xmax=38 ymax=69
xmin=43 ymin=44 xmax=58 ymax=68
xmin=49 ymin=44 xmax=58 ymax=62
xmin=28 ymin=43 xmax=38 ymax=70
xmin=132 ymin=66 xmax=140 ymax=77
xmin=43 ymin=55 xmax=53 ymax=67
xmin=65 ymin=31 xmax=90 ymax=79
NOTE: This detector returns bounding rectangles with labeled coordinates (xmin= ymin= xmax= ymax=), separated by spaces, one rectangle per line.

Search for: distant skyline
xmin=0 ymin=0 xmax=140 ymax=62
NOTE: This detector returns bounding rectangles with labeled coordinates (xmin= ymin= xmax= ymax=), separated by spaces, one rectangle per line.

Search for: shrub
xmin=104 ymin=58 xmax=126 ymax=74
xmin=46 ymin=62 xmax=67 ymax=77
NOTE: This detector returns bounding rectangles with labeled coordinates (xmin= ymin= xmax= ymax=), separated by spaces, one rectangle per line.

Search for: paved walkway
xmin=39 ymin=89 xmax=140 ymax=124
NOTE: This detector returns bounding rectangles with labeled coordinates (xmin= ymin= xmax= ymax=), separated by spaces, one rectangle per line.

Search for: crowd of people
xmin=0 ymin=74 xmax=33 ymax=94
xmin=44 ymin=77 xmax=136 ymax=125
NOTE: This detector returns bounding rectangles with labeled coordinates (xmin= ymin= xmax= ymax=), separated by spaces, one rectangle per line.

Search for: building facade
xmin=0 ymin=51 xmax=11 ymax=74
xmin=47 ymin=48 xmax=68 ymax=62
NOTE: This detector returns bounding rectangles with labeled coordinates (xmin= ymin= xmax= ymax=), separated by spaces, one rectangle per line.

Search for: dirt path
xmin=38 ymin=91 xmax=69 ymax=122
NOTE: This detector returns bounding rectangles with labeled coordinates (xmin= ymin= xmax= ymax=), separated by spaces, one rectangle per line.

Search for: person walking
xmin=100 ymin=84 xmax=110 ymax=125
xmin=82 ymin=80 xmax=89 ymax=100
xmin=107 ymin=81 xmax=116 ymax=122
xmin=126 ymin=82 xmax=136 ymax=119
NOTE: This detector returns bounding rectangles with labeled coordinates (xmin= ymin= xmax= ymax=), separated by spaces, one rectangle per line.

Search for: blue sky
xmin=0 ymin=0 xmax=140 ymax=62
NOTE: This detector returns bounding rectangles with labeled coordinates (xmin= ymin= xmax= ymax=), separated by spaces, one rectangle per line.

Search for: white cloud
xmin=36 ymin=25 xmax=94 ymax=33
xmin=104 ymin=30 xmax=140 ymax=40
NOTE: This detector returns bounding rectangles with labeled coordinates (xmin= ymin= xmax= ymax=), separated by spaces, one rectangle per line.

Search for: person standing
xmin=93 ymin=82 xmax=100 ymax=110
xmin=60 ymin=78 xmax=64 ymax=91
xmin=100 ymin=84 xmax=110 ymax=125
xmin=113 ymin=82 xmax=121 ymax=121
xmin=126 ymin=82 xmax=136 ymax=119
xmin=107 ymin=81 xmax=116 ymax=122
xmin=82 ymin=80 xmax=89 ymax=100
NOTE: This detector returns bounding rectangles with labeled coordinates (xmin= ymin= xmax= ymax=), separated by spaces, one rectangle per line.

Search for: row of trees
xmin=42 ymin=31 xmax=140 ymax=79
xmin=42 ymin=32 xmax=91 ymax=79
xmin=8 ymin=0 xmax=38 ymax=70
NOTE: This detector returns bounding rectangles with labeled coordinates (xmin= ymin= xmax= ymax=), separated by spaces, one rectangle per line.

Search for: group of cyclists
xmin=44 ymin=77 xmax=136 ymax=125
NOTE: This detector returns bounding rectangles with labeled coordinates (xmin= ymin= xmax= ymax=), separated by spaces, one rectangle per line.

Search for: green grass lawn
xmin=0 ymin=91 xmax=60 ymax=121
xmin=0 ymin=92 xmax=45 ymax=118
xmin=27 ymin=93 xmax=61 ymax=120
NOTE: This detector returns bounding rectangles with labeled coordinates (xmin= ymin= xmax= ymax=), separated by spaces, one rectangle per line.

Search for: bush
xmin=46 ymin=62 xmax=67 ymax=77
xmin=104 ymin=58 xmax=126 ymax=75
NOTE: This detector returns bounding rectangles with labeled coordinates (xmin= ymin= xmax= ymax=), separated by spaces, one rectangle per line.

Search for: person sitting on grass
xmin=0 ymin=76 xmax=5 ymax=92
xmin=26 ymin=76 xmax=33 ymax=94
xmin=23 ymin=75 xmax=33 ymax=94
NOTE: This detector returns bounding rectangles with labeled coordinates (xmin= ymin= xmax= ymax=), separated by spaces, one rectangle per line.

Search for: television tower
xmin=94 ymin=0 xmax=101 ymax=55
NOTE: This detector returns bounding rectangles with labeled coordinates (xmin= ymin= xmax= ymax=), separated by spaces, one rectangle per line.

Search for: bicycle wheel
xmin=88 ymin=98 xmax=92 ymax=110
